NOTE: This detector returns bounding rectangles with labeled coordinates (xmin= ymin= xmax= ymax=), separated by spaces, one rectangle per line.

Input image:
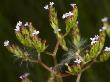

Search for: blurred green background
xmin=0 ymin=0 xmax=110 ymax=82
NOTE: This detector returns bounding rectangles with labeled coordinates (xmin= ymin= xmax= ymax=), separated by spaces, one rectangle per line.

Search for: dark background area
xmin=0 ymin=0 xmax=110 ymax=82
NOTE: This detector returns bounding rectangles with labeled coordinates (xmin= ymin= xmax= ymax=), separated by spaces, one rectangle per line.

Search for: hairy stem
xmin=38 ymin=61 xmax=53 ymax=73
xmin=76 ymin=73 xmax=82 ymax=82
xmin=52 ymin=41 xmax=59 ymax=65
xmin=37 ymin=53 xmax=54 ymax=73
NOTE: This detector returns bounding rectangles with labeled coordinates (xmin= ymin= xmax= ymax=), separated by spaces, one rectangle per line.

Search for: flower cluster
xmin=44 ymin=2 xmax=54 ymax=10
xmin=104 ymin=47 xmax=110 ymax=51
xmin=62 ymin=11 xmax=73 ymax=19
xmin=3 ymin=2 xmax=110 ymax=81
xmin=90 ymin=35 xmax=99 ymax=45
xmin=14 ymin=21 xmax=30 ymax=32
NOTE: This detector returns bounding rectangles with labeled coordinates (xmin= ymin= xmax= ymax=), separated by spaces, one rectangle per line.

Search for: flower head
xmin=14 ymin=21 xmax=22 ymax=32
xmin=101 ymin=17 xmax=108 ymax=22
xmin=44 ymin=2 xmax=54 ymax=10
xmin=90 ymin=35 xmax=99 ymax=45
xmin=32 ymin=30 xmax=40 ymax=36
xmin=16 ymin=21 xmax=22 ymax=27
xmin=24 ymin=22 xmax=29 ymax=27
xmin=74 ymin=59 xmax=81 ymax=64
xmin=14 ymin=26 xmax=20 ymax=32
xmin=4 ymin=40 xmax=9 ymax=46
xmin=54 ymin=28 xmax=61 ymax=33
xmin=49 ymin=2 xmax=54 ymax=7
xmin=104 ymin=47 xmax=110 ymax=51
xmin=19 ymin=73 xmax=30 ymax=80
xmin=44 ymin=5 xmax=49 ymax=10
xmin=62 ymin=11 xmax=73 ymax=19
xmin=70 ymin=4 xmax=76 ymax=8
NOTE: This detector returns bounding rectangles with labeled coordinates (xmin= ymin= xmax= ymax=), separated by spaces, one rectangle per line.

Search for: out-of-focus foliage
xmin=1 ymin=0 xmax=110 ymax=82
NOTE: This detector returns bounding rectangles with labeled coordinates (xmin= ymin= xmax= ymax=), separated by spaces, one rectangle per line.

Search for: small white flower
xmin=15 ymin=21 xmax=22 ymax=32
xmin=74 ymin=59 xmax=81 ymax=64
xmin=4 ymin=40 xmax=9 ymax=46
xmin=58 ymin=29 xmax=61 ymax=32
xmin=104 ymin=47 xmax=110 ymax=51
xmin=19 ymin=73 xmax=30 ymax=79
xmin=62 ymin=14 xmax=66 ymax=19
xmin=90 ymin=35 xmax=99 ymax=45
xmin=99 ymin=29 xmax=103 ymax=32
xmin=32 ymin=30 xmax=40 ymax=36
xmin=44 ymin=5 xmax=49 ymax=10
xmin=16 ymin=21 xmax=22 ymax=27
xmin=24 ymin=22 xmax=29 ymax=26
xmin=14 ymin=26 xmax=20 ymax=32
xmin=54 ymin=28 xmax=61 ymax=33
xmin=102 ymin=26 xmax=107 ymax=30
xmin=101 ymin=17 xmax=108 ymax=22
xmin=62 ymin=11 xmax=73 ymax=19
xmin=90 ymin=35 xmax=99 ymax=41
xmin=70 ymin=4 xmax=76 ymax=8
xmin=49 ymin=2 xmax=54 ymax=7
xmin=94 ymin=35 xmax=99 ymax=40
xmin=99 ymin=26 xmax=107 ymax=32
xmin=68 ymin=11 xmax=73 ymax=16
xmin=91 ymin=40 xmax=98 ymax=45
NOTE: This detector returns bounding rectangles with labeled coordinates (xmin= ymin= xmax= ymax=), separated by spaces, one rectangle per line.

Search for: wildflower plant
xmin=3 ymin=2 xmax=110 ymax=82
